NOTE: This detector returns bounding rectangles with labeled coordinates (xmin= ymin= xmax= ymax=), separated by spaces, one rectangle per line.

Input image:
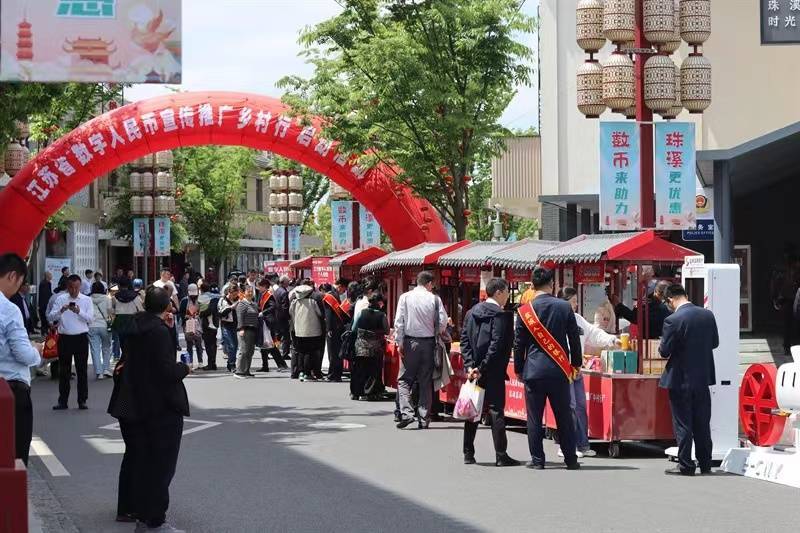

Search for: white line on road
xmin=99 ymin=418 xmax=222 ymax=436
xmin=30 ymin=436 xmax=70 ymax=477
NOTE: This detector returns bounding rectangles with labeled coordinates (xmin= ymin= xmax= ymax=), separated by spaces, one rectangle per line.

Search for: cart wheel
xmin=608 ymin=442 xmax=621 ymax=458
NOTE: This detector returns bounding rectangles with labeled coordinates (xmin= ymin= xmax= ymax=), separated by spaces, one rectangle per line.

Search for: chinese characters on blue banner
xmin=359 ymin=207 xmax=380 ymax=246
xmin=154 ymin=217 xmax=171 ymax=256
xmin=331 ymin=200 xmax=354 ymax=252
xmin=272 ymin=225 xmax=286 ymax=256
xmin=287 ymin=225 xmax=301 ymax=256
xmin=655 ymin=122 xmax=696 ymax=230
xmin=599 ymin=122 xmax=641 ymax=231
xmin=132 ymin=218 xmax=147 ymax=257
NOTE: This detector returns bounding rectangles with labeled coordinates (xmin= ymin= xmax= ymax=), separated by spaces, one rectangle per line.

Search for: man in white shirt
xmin=153 ymin=268 xmax=179 ymax=309
xmin=81 ymin=269 xmax=94 ymax=295
xmin=393 ymin=271 xmax=448 ymax=429
xmin=48 ymin=274 xmax=94 ymax=410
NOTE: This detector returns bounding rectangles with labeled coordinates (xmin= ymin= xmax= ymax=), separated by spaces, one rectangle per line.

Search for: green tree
xmin=279 ymin=0 xmax=535 ymax=240
xmin=303 ymin=203 xmax=333 ymax=255
xmin=172 ymin=146 xmax=254 ymax=271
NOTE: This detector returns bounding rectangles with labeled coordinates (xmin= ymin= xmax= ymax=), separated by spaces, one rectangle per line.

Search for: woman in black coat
xmin=108 ymin=287 xmax=190 ymax=529
xmin=350 ymin=292 xmax=389 ymax=401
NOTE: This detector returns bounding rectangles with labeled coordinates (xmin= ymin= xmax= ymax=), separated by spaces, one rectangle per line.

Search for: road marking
xmin=30 ymin=437 xmax=70 ymax=477
xmin=99 ymin=418 xmax=222 ymax=436
xmin=308 ymin=422 xmax=366 ymax=430
xmin=83 ymin=435 xmax=125 ymax=454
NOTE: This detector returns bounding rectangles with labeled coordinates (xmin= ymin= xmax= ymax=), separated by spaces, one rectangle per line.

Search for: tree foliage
xmin=303 ymin=202 xmax=333 ymax=255
xmin=172 ymin=146 xmax=255 ymax=270
xmin=279 ymin=0 xmax=535 ymax=240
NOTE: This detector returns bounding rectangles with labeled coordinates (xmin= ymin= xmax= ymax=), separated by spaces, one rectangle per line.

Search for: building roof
xmin=329 ymin=246 xmax=388 ymax=267
xmin=484 ymin=239 xmax=561 ymax=270
xmin=539 ymin=231 xmax=697 ymax=264
xmin=289 ymin=256 xmax=313 ymax=269
xmin=438 ymin=240 xmax=521 ymax=268
xmin=361 ymin=241 xmax=469 ymax=273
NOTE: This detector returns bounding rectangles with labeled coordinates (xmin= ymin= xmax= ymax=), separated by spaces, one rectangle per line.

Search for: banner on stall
xmin=263 ymin=260 xmax=291 ymax=277
xmin=287 ymin=225 xmax=301 ymax=256
xmin=272 ymin=225 xmax=286 ymax=256
xmin=311 ymin=257 xmax=335 ymax=286
xmin=154 ymin=217 xmax=170 ymax=257
xmin=655 ymin=122 xmax=696 ymax=230
xmin=575 ymin=262 xmax=606 ymax=284
xmin=132 ymin=217 xmax=148 ymax=257
xmin=331 ymin=200 xmax=354 ymax=252
xmin=599 ymin=122 xmax=641 ymax=231
xmin=1 ymin=0 xmax=182 ymax=83
xmin=359 ymin=206 xmax=381 ymax=247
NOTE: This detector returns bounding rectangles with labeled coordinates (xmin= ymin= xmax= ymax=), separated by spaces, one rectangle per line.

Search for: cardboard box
xmin=624 ymin=351 xmax=638 ymax=374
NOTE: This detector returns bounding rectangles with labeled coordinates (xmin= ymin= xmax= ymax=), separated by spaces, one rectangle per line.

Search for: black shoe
xmin=257 ymin=367 xmax=270 ymax=373
xmin=566 ymin=462 xmax=580 ymax=470
xmin=115 ymin=513 xmax=137 ymax=523
xmin=418 ymin=420 xmax=430 ymax=430
xmin=52 ymin=404 xmax=68 ymax=411
xmin=78 ymin=403 xmax=88 ymax=410
xmin=393 ymin=413 xmax=402 ymax=423
xmin=327 ymin=377 xmax=342 ymax=382
xmin=201 ymin=365 xmax=213 ymax=371
xmin=526 ymin=462 xmax=544 ymax=470
xmin=245 ymin=372 xmax=256 ymax=377
xmin=350 ymin=394 xmax=358 ymax=400
xmin=396 ymin=417 xmax=415 ymax=429
xmin=496 ymin=454 xmax=520 ymax=467
xmin=700 ymin=468 xmax=713 ymax=475
xmin=464 ymin=454 xmax=476 ymax=465
xmin=664 ymin=467 xmax=695 ymax=476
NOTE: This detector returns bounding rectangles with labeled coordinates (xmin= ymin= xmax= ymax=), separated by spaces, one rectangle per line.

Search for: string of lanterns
xmin=129 ymin=151 xmax=177 ymax=216
xmin=576 ymin=0 xmax=711 ymax=119
xmin=268 ymin=172 xmax=304 ymax=227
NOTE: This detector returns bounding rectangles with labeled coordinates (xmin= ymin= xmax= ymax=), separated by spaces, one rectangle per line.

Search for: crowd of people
xmin=0 ymin=252 xmax=721 ymax=532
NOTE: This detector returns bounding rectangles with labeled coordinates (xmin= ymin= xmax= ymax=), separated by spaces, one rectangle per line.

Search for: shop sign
xmin=132 ymin=217 xmax=148 ymax=257
xmin=599 ymin=122 xmax=641 ymax=231
xmin=682 ymin=219 xmax=714 ymax=241
xmin=655 ymin=122 xmax=696 ymax=230
xmin=359 ymin=206 xmax=380 ymax=247
xmin=263 ymin=260 xmax=291 ymax=277
xmin=271 ymin=225 xmax=285 ymax=256
xmin=153 ymin=216 xmax=171 ymax=257
xmin=460 ymin=267 xmax=481 ymax=283
xmin=504 ymin=269 xmax=530 ymax=283
xmin=311 ymin=257 xmax=335 ymax=286
xmin=0 ymin=1 xmax=182 ymax=82
xmin=287 ymin=225 xmax=301 ymax=256
xmin=761 ymin=0 xmax=800 ymax=44
xmin=331 ymin=200 xmax=354 ymax=252
xmin=575 ymin=262 xmax=606 ymax=283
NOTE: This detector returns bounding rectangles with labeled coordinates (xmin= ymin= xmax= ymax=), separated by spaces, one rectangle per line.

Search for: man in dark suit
xmin=323 ymin=278 xmax=350 ymax=382
xmin=659 ymin=283 xmax=719 ymax=476
xmin=513 ymin=266 xmax=583 ymax=470
xmin=273 ymin=275 xmax=293 ymax=374
xmin=461 ymin=277 xmax=519 ymax=467
xmin=11 ymin=283 xmax=36 ymax=334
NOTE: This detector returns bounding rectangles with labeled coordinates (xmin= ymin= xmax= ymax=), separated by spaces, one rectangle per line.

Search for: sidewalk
xmin=27 ymin=461 xmax=79 ymax=533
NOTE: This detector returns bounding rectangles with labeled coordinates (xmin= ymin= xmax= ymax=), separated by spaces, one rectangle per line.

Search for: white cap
xmin=188 ymin=283 xmax=199 ymax=296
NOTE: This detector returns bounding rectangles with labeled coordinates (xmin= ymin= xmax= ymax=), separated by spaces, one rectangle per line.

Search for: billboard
xmin=1 ymin=0 xmax=181 ymax=82
xmin=599 ymin=122 xmax=641 ymax=231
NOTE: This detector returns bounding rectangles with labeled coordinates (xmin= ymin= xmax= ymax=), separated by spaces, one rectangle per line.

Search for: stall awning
xmin=361 ymin=241 xmax=470 ymax=273
xmin=539 ymin=231 xmax=698 ymax=264
xmin=329 ymin=247 xmax=388 ymax=267
xmin=289 ymin=256 xmax=313 ymax=269
xmin=485 ymin=239 xmax=561 ymax=270
xmin=437 ymin=241 xmax=518 ymax=268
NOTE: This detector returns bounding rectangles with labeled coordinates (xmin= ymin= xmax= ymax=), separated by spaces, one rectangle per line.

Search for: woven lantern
xmin=155 ymin=150 xmax=173 ymax=169
xmin=681 ymin=53 xmax=711 ymax=113
xmin=603 ymin=0 xmax=635 ymax=44
xmin=576 ymin=0 xmax=606 ymax=54
xmin=577 ymin=60 xmax=606 ymax=118
xmin=660 ymin=0 xmax=682 ymax=54
xmin=643 ymin=0 xmax=675 ymax=45
xmin=680 ymin=0 xmax=711 ymax=46
xmin=602 ymin=53 xmax=635 ymax=112
xmin=644 ymin=55 xmax=676 ymax=112
xmin=4 ymin=142 xmax=29 ymax=177
xmin=660 ymin=66 xmax=683 ymax=119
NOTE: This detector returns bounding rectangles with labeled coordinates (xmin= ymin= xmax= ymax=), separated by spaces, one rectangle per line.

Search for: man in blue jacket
xmin=659 ymin=284 xmax=719 ymax=476
xmin=513 ymin=266 xmax=583 ymax=470
xmin=461 ymin=278 xmax=519 ymax=467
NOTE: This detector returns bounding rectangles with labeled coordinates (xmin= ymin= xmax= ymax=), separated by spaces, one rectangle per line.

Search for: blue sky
xmin=126 ymin=0 xmax=539 ymax=131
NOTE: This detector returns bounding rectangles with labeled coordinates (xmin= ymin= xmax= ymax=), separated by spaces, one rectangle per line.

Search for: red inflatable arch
xmin=0 ymin=91 xmax=449 ymax=257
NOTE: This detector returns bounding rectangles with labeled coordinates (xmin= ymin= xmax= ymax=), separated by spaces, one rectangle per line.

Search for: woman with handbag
xmin=350 ymin=293 xmax=389 ymax=401
xmin=89 ymin=282 xmax=113 ymax=380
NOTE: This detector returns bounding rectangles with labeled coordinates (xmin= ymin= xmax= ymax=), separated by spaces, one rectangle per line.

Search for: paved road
xmin=27 ymin=354 xmax=798 ymax=533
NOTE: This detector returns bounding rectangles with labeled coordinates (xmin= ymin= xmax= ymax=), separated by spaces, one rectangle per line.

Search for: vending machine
xmin=665 ymin=257 xmax=740 ymax=461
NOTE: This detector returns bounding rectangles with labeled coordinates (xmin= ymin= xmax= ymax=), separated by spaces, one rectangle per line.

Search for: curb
xmin=27 ymin=460 xmax=79 ymax=533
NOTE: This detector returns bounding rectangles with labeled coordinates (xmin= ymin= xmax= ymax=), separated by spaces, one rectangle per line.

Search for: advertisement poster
xmin=359 ymin=206 xmax=381 ymax=247
xmin=655 ymin=122 xmax=696 ymax=230
xmin=262 ymin=260 xmax=291 ymax=277
xmin=153 ymin=216 xmax=170 ymax=256
xmin=271 ymin=225 xmax=285 ymax=256
xmin=287 ymin=224 xmax=301 ymax=256
xmin=331 ymin=200 xmax=354 ymax=252
xmin=1 ymin=0 xmax=182 ymax=82
xmin=599 ymin=122 xmax=640 ymax=231
xmin=311 ymin=257 xmax=335 ymax=286
xmin=132 ymin=217 xmax=148 ymax=257
xmin=44 ymin=257 xmax=71 ymax=290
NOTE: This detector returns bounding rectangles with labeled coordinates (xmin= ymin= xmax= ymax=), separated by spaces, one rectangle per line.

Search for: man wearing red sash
xmin=323 ymin=278 xmax=351 ymax=382
xmin=513 ymin=266 xmax=583 ymax=470
xmin=258 ymin=275 xmax=289 ymax=372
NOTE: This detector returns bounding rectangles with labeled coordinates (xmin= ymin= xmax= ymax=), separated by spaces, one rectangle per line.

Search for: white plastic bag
xmin=262 ymin=322 xmax=274 ymax=349
xmin=453 ymin=380 xmax=485 ymax=422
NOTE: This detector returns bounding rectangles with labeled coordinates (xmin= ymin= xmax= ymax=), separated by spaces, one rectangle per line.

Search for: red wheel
xmin=739 ymin=363 xmax=786 ymax=446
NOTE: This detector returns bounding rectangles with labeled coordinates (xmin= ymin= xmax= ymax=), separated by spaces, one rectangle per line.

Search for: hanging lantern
xmin=603 ymin=0 xmax=635 ymax=44
xmin=155 ymin=150 xmax=173 ymax=169
xmin=276 ymin=174 xmax=288 ymax=191
xmin=268 ymin=175 xmax=280 ymax=190
xmin=643 ymin=0 xmax=675 ymax=45
xmin=140 ymin=171 xmax=154 ymax=191
xmin=660 ymin=0 xmax=682 ymax=53
xmin=576 ymin=0 xmax=606 ymax=54
xmin=140 ymin=195 xmax=154 ymax=216
xmin=129 ymin=172 xmax=142 ymax=192
xmin=660 ymin=65 xmax=683 ymax=119
xmin=4 ymin=142 xmax=29 ymax=177
xmin=154 ymin=195 xmax=171 ymax=215
xmin=288 ymin=174 xmax=303 ymax=191
xmin=602 ymin=53 xmax=635 ymax=112
xmin=129 ymin=196 xmax=143 ymax=215
xmin=644 ymin=54 xmax=676 ymax=112
xmin=681 ymin=54 xmax=712 ymax=113
xmin=275 ymin=192 xmax=288 ymax=207
xmin=288 ymin=210 xmax=303 ymax=225
xmin=287 ymin=192 xmax=303 ymax=208
xmin=680 ymin=0 xmax=711 ymax=46
xmin=577 ymin=60 xmax=605 ymax=118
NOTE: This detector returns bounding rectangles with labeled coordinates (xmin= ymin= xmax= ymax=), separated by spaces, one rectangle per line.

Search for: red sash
xmin=323 ymin=293 xmax=350 ymax=322
xmin=258 ymin=290 xmax=273 ymax=312
xmin=517 ymin=300 xmax=577 ymax=383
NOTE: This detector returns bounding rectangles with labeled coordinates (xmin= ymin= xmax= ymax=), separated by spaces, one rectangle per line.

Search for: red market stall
xmin=329 ymin=247 xmax=388 ymax=281
xmin=290 ymin=256 xmax=314 ymax=280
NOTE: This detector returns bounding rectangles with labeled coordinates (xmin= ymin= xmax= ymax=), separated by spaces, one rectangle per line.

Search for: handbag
xmin=94 ymin=300 xmax=112 ymax=332
xmin=43 ymin=328 xmax=59 ymax=359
